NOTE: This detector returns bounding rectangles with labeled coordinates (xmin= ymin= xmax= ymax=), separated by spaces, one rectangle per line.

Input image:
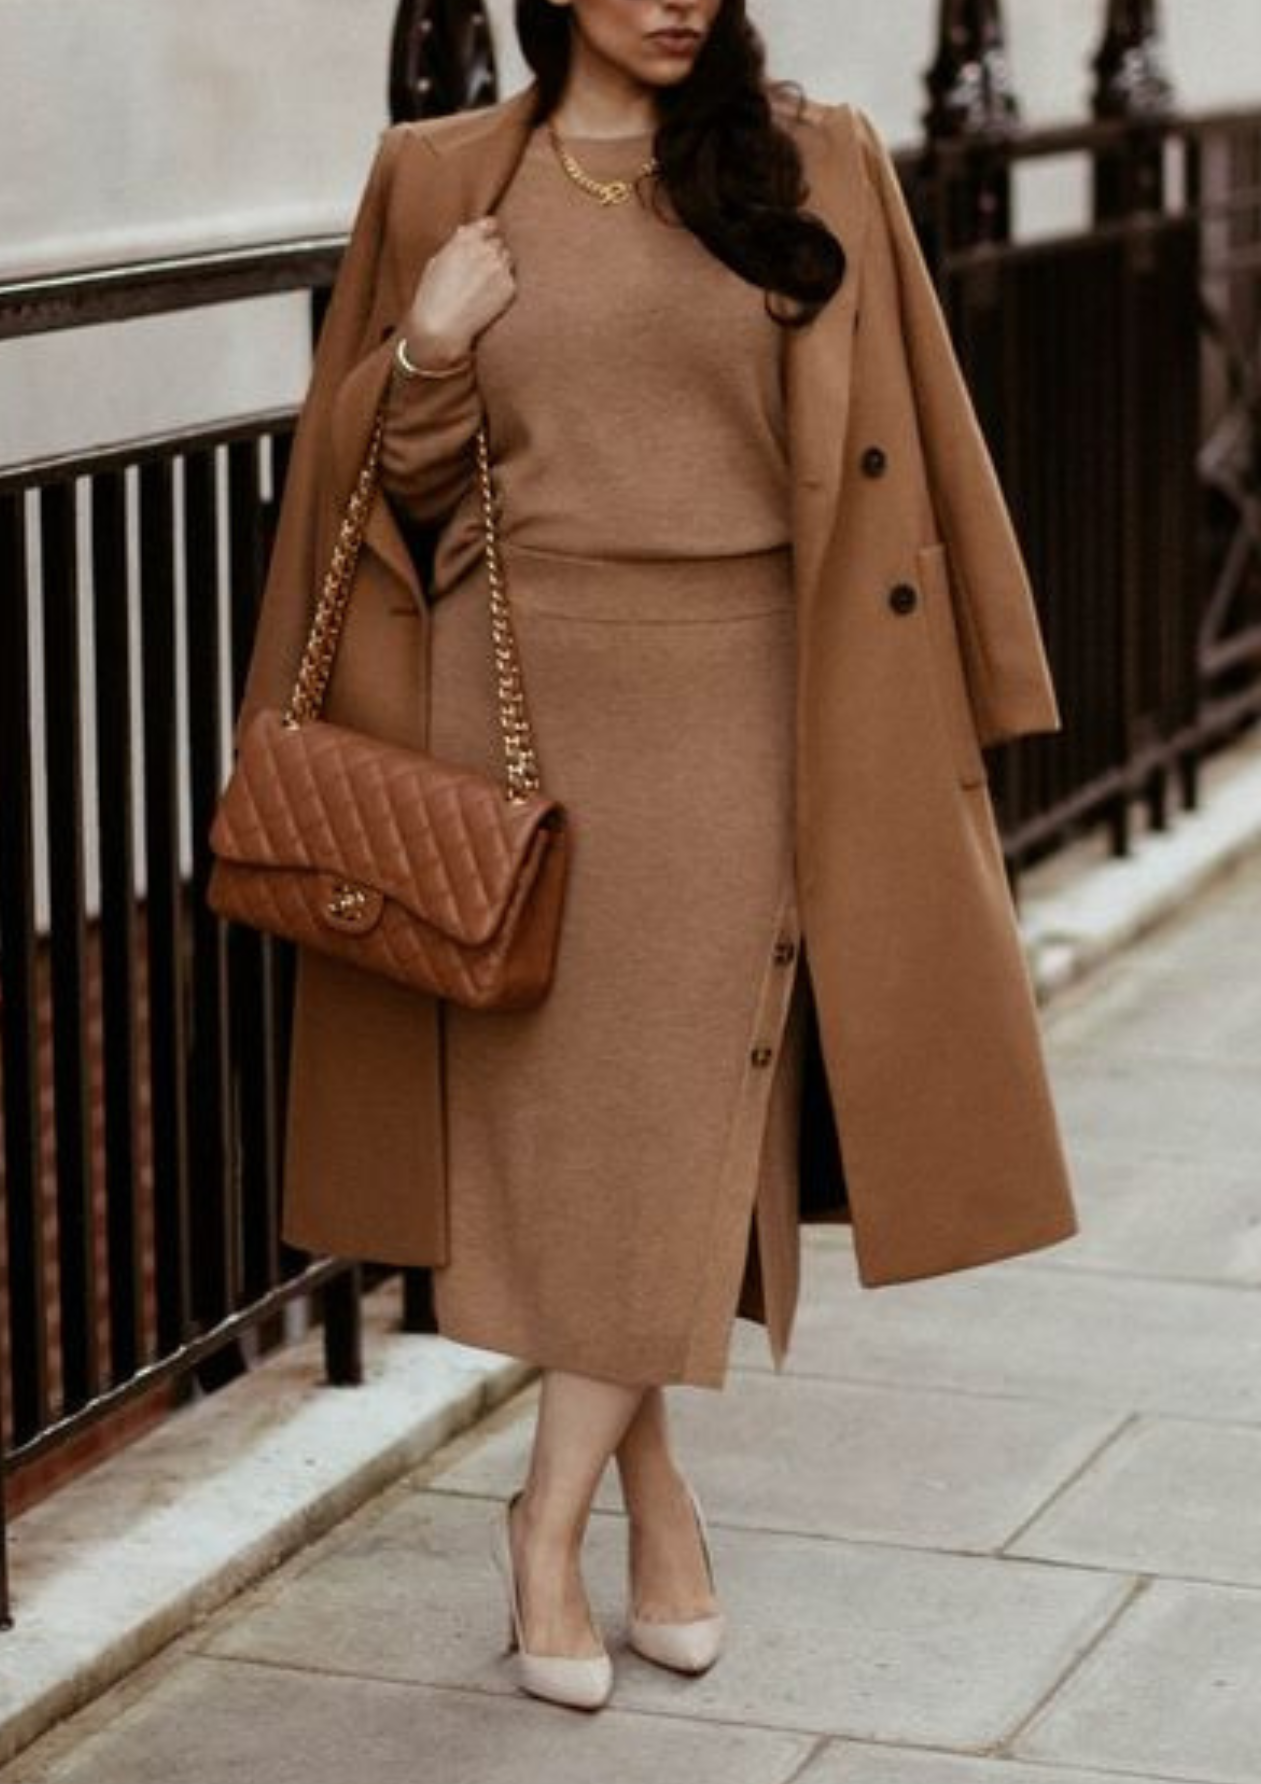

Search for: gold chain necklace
xmin=546 ymin=118 xmax=660 ymax=207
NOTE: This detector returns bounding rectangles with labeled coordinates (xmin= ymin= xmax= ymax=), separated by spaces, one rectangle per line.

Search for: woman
xmin=231 ymin=0 xmax=1078 ymax=1717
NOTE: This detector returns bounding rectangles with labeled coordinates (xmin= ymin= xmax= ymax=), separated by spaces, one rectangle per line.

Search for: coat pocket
xmin=914 ymin=542 xmax=988 ymax=788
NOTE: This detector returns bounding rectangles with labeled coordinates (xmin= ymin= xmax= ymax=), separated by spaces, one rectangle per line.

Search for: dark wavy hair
xmin=513 ymin=0 xmax=847 ymax=327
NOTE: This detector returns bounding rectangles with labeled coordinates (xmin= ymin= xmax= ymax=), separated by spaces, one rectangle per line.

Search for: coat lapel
xmin=357 ymin=82 xmax=861 ymax=621
xmin=782 ymin=106 xmax=862 ymax=624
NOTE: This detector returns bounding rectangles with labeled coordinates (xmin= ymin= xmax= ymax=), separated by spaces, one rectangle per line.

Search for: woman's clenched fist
xmin=401 ymin=215 xmax=516 ymax=368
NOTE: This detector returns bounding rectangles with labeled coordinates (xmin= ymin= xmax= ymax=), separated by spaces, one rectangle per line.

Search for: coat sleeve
xmin=851 ymin=106 xmax=1063 ymax=747
xmin=232 ymin=123 xmax=406 ymax=750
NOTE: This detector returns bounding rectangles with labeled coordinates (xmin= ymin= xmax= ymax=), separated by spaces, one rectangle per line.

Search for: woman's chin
xmin=632 ymin=64 xmax=697 ymax=90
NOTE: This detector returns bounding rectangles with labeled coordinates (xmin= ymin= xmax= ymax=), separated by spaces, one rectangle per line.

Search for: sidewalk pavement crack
xmin=993 ymin=1571 xmax=1150 ymax=1757
xmin=776 ymin=1735 xmax=832 ymax=1783
xmin=997 ymin=1410 xmax=1138 ymax=1553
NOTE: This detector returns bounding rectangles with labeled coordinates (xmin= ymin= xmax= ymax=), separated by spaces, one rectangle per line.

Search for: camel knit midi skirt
xmin=426 ymin=539 xmax=804 ymax=1388
xmin=378 ymin=121 xmax=806 ymax=1388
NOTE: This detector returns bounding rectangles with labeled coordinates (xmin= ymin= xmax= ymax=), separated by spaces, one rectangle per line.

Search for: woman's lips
xmin=648 ymin=30 xmax=701 ymax=54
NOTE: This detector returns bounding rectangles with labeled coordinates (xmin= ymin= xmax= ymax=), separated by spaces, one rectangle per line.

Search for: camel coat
xmin=229 ymin=79 xmax=1080 ymax=1292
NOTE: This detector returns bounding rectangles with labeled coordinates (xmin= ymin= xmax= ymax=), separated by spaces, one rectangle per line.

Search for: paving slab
xmin=731 ymin=1247 xmax=1261 ymax=1425
xmin=1045 ymin=1051 xmax=1261 ymax=1167
xmin=1016 ymin=1146 xmax=1261 ymax=1286
xmin=0 ymin=1655 xmax=816 ymax=1784
xmin=1010 ymin=1416 xmax=1261 ymax=1587
xmin=1016 ymin=1578 xmax=1261 ymax=1783
xmin=200 ymin=1489 xmax=1129 ymax=1749
xmin=796 ymin=1744 xmax=1137 ymax=1783
xmin=1047 ymin=945 xmax=1261 ymax=1073
xmin=429 ymin=1369 xmax=1123 ymax=1554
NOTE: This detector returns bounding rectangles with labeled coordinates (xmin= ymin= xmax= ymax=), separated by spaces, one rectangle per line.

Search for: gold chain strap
xmin=473 ymin=422 xmax=541 ymax=802
xmin=283 ymin=408 xmax=387 ymax=730
xmin=283 ymin=403 xmax=542 ymax=804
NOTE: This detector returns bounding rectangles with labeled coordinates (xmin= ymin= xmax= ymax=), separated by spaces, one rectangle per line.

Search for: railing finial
xmin=924 ymin=0 xmax=1022 ymax=141
xmin=388 ymin=0 xmax=499 ymax=123
xmin=1093 ymin=0 xmax=1175 ymax=119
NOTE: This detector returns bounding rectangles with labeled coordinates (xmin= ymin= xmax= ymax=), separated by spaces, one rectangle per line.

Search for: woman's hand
xmin=401 ymin=216 xmax=516 ymax=367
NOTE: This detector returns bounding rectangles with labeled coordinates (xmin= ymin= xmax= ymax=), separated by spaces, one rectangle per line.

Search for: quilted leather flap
xmin=210 ymin=708 xmax=561 ymax=946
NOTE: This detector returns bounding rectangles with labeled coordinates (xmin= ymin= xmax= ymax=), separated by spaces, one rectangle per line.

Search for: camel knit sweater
xmin=379 ymin=121 xmax=791 ymax=596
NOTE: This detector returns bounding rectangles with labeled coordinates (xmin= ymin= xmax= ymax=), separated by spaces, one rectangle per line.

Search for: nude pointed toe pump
xmin=489 ymin=1489 xmax=614 ymax=1711
xmin=627 ymin=1480 xmax=726 ymax=1674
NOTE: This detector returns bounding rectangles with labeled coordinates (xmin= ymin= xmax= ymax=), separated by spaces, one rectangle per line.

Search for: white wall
xmin=3 ymin=0 xmax=399 ymax=275
xmin=3 ymin=0 xmax=1259 ymax=465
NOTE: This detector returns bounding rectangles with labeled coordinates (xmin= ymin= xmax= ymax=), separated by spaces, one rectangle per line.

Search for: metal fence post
xmin=1092 ymin=0 xmax=1175 ymax=217
xmin=1093 ymin=0 xmax=1175 ymax=121
xmin=922 ymin=1 xmax=1021 ymax=256
xmin=0 ymin=1418 xmax=9 ymax=1628
xmin=388 ymin=0 xmax=499 ymax=123
xmin=322 ymin=1267 xmax=364 ymax=1386
xmin=925 ymin=0 xmax=1021 ymax=142
xmin=1091 ymin=4 xmax=1195 ymax=846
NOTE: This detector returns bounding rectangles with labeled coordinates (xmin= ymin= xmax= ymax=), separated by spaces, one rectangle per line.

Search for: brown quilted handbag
xmin=205 ymin=401 xmax=568 ymax=1010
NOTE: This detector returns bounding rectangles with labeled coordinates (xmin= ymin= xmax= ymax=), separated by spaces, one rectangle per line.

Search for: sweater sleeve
xmin=378 ymin=327 xmax=484 ymax=527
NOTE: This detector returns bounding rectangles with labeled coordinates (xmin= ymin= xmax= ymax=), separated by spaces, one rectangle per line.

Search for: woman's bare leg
xmin=614 ymin=1388 xmax=721 ymax=1621
xmin=512 ymin=1367 xmax=646 ymax=1655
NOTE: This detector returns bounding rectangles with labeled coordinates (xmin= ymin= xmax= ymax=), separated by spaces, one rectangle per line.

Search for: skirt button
xmin=750 ymin=1045 xmax=774 ymax=1068
xmin=772 ymin=936 xmax=796 ymax=964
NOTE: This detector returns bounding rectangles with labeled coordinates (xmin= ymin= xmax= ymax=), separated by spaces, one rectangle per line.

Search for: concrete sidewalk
xmin=5 ymin=847 xmax=1260 ymax=1781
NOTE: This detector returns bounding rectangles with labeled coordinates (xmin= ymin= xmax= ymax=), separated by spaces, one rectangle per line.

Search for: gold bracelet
xmin=393 ymin=332 xmax=473 ymax=380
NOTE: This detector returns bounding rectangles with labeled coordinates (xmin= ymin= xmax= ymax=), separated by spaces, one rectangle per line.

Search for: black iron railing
xmin=0 ymin=246 xmax=383 ymax=1632
xmin=897 ymin=106 xmax=1261 ymax=865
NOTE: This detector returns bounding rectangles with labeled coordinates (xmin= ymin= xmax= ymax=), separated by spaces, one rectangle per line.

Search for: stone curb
xmin=0 ymin=1296 xmax=533 ymax=1768
xmin=2 ymin=729 xmax=1259 ymax=1771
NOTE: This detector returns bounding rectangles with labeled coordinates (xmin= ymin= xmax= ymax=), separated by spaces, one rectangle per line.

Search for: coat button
xmin=888 ymin=582 xmax=918 ymax=615
xmin=860 ymin=445 xmax=887 ymax=477
xmin=772 ymin=936 xmax=796 ymax=964
xmin=750 ymin=1045 xmax=774 ymax=1068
